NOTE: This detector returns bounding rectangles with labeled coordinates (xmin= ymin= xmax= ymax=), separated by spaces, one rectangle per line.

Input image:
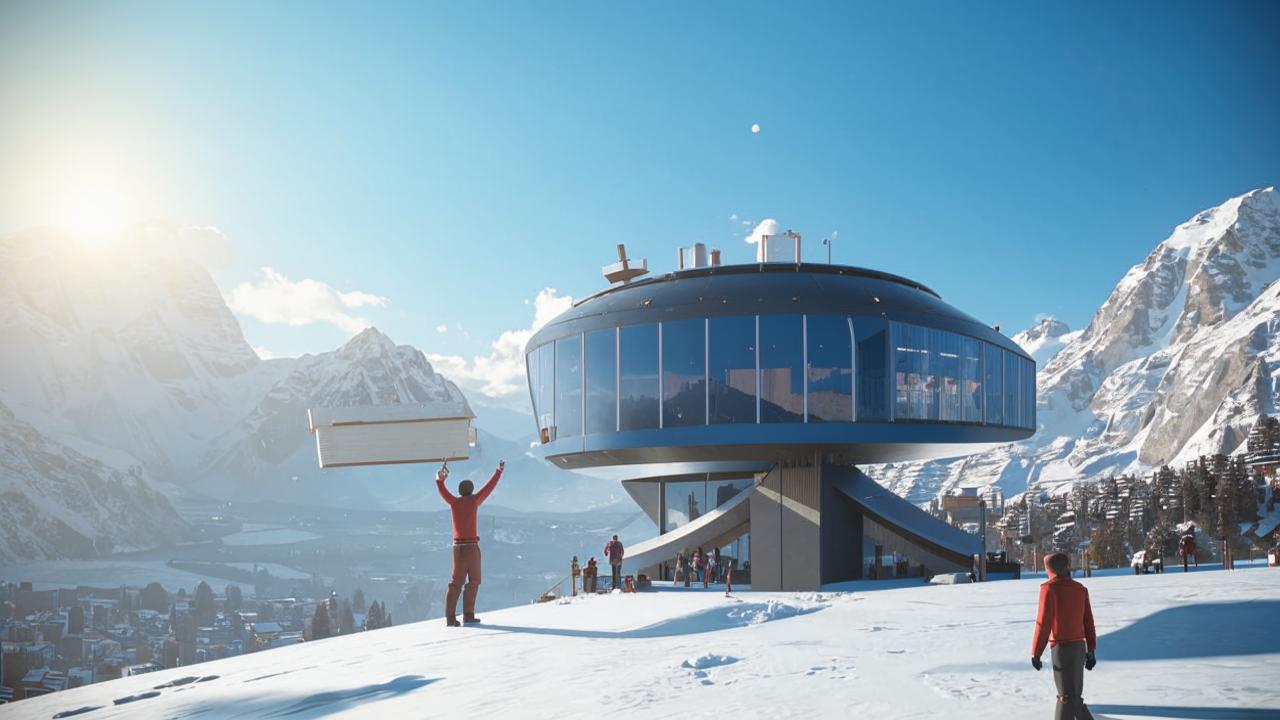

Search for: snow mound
xmin=681 ymin=654 xmax=739 ymax=670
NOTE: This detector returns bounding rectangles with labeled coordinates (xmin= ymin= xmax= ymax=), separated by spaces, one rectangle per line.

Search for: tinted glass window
xmin=893 ymin=323 xmax=934 ymax=420
xmin=984 ymin=344 xmax=1003 ymax=425
xmin=807 ymin=315 xmax=853 ymax=422
xmin=932 ymin=330 xmax=961 ymax=422
xmin=619 ymin=324 xmax=659 ymax=430
xmin=708 ymin=477 xmax=753 ymax=509
xmin=708 ymin=315 xmax=757 ymax=424
xmin=1004 ymin=351 xmax=1021 ymax=429
xmin=664 ymin=479 xmax=706 ymax=532
xmin=531 ymin=343 xmax=555 ymax=435
xmin=1025 ymin=357 xmax=1036 ymax=429
xmin=585 ymin=329 xmax=616 ymax=434
xmin=759 ymin=314 xmax=804 ymax=423
xmin=960 ymin=336 xmax=983 ymax=423
xmin=662 ymin=318 xmax=706 ymax=427
xmin=853 ymin=317 xmax=888 ymax=421
xmin=554 ymin=335 xmax=582 ymax=438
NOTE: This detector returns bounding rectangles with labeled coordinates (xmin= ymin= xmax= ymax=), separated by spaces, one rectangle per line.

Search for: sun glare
xmin=50 ymin=160 xmax=147 ymax=247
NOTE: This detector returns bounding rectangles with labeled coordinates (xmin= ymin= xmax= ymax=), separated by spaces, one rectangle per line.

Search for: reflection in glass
xmin=1024 ymin=357 xmax=1036 ymax=429
xmin=708 ymin=477 xmax=753 ymax=509
xmin=806 ymin=315 xmax=853 ymax=422
xmin=893 ymin=323 xmax=933 ymax=420
xmin=759 ymin=314 xmax=804 ymax=423
xmin=619 ymin=324 xmax=659 ymax=431
xmin=961 ymin=336 xmax=983 ymax=422
xmin=585 ymin=329 xmax=616 ymax=434
xmin=932 ymin=329 xmax=961 ymax=421
xmin=662 ymin=318 xmax=706 ymax=427
xmin=709 ymin=315 xmax=757 ymax=424
xmin=554 ymin=335 xmax=582 ymax=438
xmin=1004 ymin=351 xmax=1021 ymax=429
xmin=984 ymin=344 xmax=1003 ymax=426
xmin=663 ymin=479 xmax=706 ymax=533
xmin=854 ymin=317 xmax=888 ymax=421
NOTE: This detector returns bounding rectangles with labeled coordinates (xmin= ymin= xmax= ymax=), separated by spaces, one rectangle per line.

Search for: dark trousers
xmin=611 ymin=564 xmax=622 ymax=590
xmin=1051 ymin=642 xmax=1094 ymax=720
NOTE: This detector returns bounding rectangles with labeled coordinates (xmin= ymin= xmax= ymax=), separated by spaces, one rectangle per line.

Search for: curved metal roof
xmin=527 ymin=262 xmax=1028 ymax=358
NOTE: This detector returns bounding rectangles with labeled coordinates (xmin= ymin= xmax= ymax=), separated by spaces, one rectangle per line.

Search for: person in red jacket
xmin=1179 ymin=533 xmax=1197 ymax=572
xmin=436 ymin=460 xmax=504 ymax=627
xmin=1032 ymin=552 xmax=1097 ymax=720
xmin=604 ymin=535 xmax=624 ymax=590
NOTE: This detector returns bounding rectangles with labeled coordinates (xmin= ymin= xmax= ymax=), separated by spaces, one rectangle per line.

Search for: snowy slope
xmin=7 ymin=566 xmax=1277 ymax=718
xmin=0 ymin=400 xmax=187 ymax=563
xmin=872 ymin=187 xmax=1280 ymax=502
xmin=1010 ymin=315 xmax=1079 ymax=366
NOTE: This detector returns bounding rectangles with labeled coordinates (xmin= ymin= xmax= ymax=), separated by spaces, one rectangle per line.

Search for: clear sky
xmin=3 ymin=2 xmax=1278 ymax=396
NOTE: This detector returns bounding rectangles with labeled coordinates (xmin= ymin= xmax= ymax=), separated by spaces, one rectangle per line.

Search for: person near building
xmin=711 ymin=546 xmax=723 ymax=584
xmin=1179 ymin=533 xmax=1198 ymax=572
xmin=1031 ymin=552 xmax=1098 ymax=720
xmin=584 ymin=557 xmax=599 ymax=593
xmin=674 ymin=551 xmax=686 ymax=586
xmin=570 ymin=556 xmax=581 ymax=597
xmin=604 ymin=535 xmax=625 ymax=591
xmin=436 ymin=460 xmax=504 ymax=627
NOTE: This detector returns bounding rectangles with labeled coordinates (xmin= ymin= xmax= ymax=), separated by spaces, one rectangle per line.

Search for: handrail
xmin=534 ymin=573 xmax=570 ymax=603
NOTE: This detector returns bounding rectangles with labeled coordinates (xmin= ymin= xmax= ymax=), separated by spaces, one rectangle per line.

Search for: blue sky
xmin=3 ymin=1 xmax=1278 ymax=395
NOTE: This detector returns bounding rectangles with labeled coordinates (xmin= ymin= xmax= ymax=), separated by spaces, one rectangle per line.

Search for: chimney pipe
xmin=677 ymin=248 xmax=685 ymax=270
xmin=710 ymin=248 xmax=721 ymax=266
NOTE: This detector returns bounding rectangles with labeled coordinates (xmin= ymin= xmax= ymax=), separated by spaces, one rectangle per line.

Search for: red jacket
xmin=604 ymin=539 xmax=624 ymax=566
xmin=437 ymin=468 xmax=502 ymax=541
xmin=1033 ymin=574 xmax=1097 ymax=658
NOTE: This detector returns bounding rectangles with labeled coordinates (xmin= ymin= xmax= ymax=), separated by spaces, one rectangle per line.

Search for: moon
xmin=751 ymin=123 xmax=761 ymax=135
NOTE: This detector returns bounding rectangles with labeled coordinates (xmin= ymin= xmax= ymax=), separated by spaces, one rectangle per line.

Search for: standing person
xmin=683 ymin=549 xmax=692 ymax=587
xmin=604 ymin=535 xmax=625 ymax=591
xmin=712 ymin=546 xmax=722 ymax=584
xmin=692 ymin=548 xmax=703 ymax=584
xmin=436 ymin=460 xmax=505 ymax=627
xmin=674 ymin=551 xmax=686 ymax=586
xmin=1179 ymin=533 xmax=1197 ymax=572
xmin=571 ymin=556 xmax=581 ymax=597
xmin=585 ymin=557 xmax=599 ymax=593
xmin=1032 ymin=552 xmax=1098 ymax=720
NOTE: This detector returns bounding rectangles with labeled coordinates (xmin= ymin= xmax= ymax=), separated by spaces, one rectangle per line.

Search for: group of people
xmin=568 ymin=534 xmax=626 ymax=595
xmin=672 ymin=546 xmax=724 ymax=588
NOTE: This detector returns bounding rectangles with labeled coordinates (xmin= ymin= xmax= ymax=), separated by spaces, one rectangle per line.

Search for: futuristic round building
xmin=526 ymin=242 xmax=1035 ymax=590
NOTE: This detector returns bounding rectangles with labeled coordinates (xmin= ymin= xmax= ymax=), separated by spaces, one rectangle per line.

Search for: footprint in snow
xmin=113 ymin=690 xmax=161 ymax=705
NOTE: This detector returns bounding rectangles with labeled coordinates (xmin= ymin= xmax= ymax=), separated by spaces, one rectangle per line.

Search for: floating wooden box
xmin=308 ymin=404 xmax=474 ymax=469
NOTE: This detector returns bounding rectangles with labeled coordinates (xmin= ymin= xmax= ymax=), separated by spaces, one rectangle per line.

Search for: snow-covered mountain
xmin=870 ymin=186 xmax=1280 ymax=503
xmin=1010 ymin=315 xmax=1079 ymax=366
xmin=0 ymin=225 xmax=620 ymax=561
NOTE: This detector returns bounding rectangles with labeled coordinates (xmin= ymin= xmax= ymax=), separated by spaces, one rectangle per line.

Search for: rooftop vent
xmin=677 ymin=242 xmax=716 ymax=270
xmin=603 ymin=243 xmax=649 ymax=284
xmin=759 ymin=230 xmax=802 ymax=263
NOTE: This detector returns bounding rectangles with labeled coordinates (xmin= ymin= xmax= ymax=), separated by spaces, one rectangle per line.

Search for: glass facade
xmin=528 ymin=315 xmax=1035 ymax=437
xmin=554 ymin=335 xmax=582 ymax=438
xmin=806 ymin=315 xmax=853 ymax=422
xmin=662 ymin=318 xmax=706 ymax=427
xmin=619 ymin=324 xmax=660 ymax=431
xmin=661 ymin=476 xmax=755 ymax=534
xmin=585 ymin=328 xmax=616 ymax=435
xmin=854 ymin=317 xmax=889 ymax=421
xmin=984 ymin=343 xmax=1003 ymax=426
xmin=708 ymin=315 xmax=757 ymax=424
xmin=759 ymin=314 xmax=804 ymax=423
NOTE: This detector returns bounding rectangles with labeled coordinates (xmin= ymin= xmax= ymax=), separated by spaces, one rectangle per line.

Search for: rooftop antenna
xmin=603 ymin=243 xmax=649 ymax=285
xmin=821 ymin=236 xmax=834 ymax=264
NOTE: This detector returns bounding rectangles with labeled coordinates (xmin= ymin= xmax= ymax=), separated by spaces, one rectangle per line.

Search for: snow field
xmin=7 ymin=566 xmax=1278 ymax=719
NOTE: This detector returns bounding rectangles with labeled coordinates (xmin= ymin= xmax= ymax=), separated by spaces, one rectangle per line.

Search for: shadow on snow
xmin=1098 ymin=600 xmax=1280 ymax=661
xmin=1091 ymin=705 xmax=1280 ymax=719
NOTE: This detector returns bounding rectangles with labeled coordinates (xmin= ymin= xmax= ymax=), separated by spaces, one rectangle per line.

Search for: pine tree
xmin=353 ymin=588 xmax=365 ymax=614
xmin=339 ymin=600 xmax=355 ymax=635
xmin=225 ymin=585 xmax=243 ymax=613
xmin=311 ymin=603 xmax=332 ymax=640
xmin=194 ymin=581 xmax=216 ymax=626
xmin=365 ymin=600 xmax=383 ymax=630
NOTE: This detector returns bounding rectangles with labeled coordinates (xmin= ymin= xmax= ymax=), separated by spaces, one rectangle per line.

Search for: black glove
xmin=1085 ymin=652 xmax=1096 ymax=671
xmin=1031 ymin=656 xmax=1042 ymax=671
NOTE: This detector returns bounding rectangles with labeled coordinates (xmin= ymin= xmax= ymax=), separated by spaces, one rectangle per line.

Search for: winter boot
xmin=446 ymin=617 xmax=461 ymax=627
xmin=463 ymin=615 xmax=482 ymax=624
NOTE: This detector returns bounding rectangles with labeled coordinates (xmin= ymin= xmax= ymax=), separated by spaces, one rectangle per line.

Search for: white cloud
xmin=729 ymin=213 xmax=738 ymax=221
xmin=436 ymin=324 xmax=449 ymax=333
xmin=226 ymin=267 xmax=389 ymax=335
xmin=426 ymin=288 xmax=572 ymax=397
